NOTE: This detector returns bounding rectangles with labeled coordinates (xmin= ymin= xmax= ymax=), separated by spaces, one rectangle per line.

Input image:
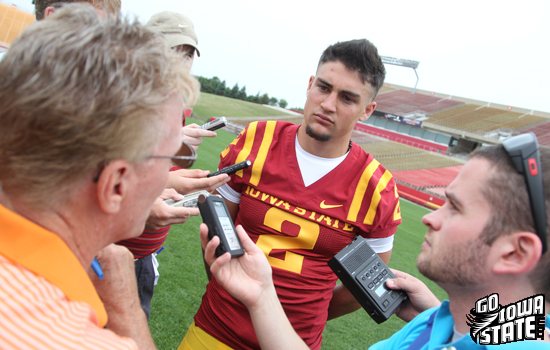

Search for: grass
xmin=192 ymin=92 xmax=295 ymax=118
xmin=149 ymin=118 xmax=447 ymax=349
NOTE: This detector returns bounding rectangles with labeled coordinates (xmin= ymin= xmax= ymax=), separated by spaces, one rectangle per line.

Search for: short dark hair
xmin=473 ymin=144 xmax=550 ymax=299
xmin=34 ymin=0 xmax=121 ymax=20
xmin=34 ymin=0 xmax=84 ymax=20
xmin=318 ymin=39 xmax=386 ymax=97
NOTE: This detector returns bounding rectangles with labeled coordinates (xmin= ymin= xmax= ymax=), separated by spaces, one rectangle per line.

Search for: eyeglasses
xmin=502 ymin=132 xmax=547 ymax=254
xmin=149 ymin=141 xmax=196 ymax=169
xmin=93 ymin=142 xmax=196 ymax=182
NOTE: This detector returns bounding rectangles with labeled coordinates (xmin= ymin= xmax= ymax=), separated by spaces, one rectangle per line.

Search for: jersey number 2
xmin=256 ymin=207 xmax=320 ymax=274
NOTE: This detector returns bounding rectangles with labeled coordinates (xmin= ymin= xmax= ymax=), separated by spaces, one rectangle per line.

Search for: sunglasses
xmin=149 ymin=141 xmax=196 ymax=169
xmin=502 ymin=132 xmax=547 ymax=254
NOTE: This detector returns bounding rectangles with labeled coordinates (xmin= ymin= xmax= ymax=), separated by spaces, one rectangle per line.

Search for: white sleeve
xmin=216 ymin=183 xmax=241 ymax=204
xmin=365 ymin=236 xmax=394 ymax=253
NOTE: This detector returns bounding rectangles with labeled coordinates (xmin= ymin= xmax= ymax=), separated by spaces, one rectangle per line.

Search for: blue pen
xmin=91 ymin=257 xmax=104 ymax=280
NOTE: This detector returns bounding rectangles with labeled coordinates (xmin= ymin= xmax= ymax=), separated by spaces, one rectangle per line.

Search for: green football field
xmin=149 ymin=115 xmax=447 ymax=349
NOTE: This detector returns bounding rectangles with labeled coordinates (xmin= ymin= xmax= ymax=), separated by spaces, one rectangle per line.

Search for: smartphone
xmin=198 ymin=195 xmax=244 ymax=257
xmin=200 ymin=117 xmax=227 ymax=131
xmin=207 ymin=160 xmax=251 ymax=178
xmin=328 ymin=236 xmax=407 ymax=323
xmin=164 ymin=190 xmax=210 ymax=207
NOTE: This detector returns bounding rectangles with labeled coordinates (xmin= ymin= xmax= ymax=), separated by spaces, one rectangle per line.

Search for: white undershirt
xmin=217 ymin=136 xmax=394 ymax=252
xmin=295 ymin=136 xmax=348 ymax=187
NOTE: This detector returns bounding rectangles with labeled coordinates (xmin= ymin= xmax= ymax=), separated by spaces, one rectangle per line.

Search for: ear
xmin=360 ymin=101 xmax=377 ymax=121
xmin=95 ymin=160 xmax=133 ymax=214
xmin=306 ymin=75 xmax=315 ymax=92
xmin=491 ymin=232 xmax=542 ymax=276
xmin=44 ymin=6 xmax=56 ymax=18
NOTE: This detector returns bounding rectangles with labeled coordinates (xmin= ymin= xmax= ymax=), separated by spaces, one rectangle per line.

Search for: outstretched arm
xmin=167 ymin=169 xmax=229 ymax=195
xmin=145 ymin=189 xmax=200 ymax=230
xmin=201 ymin=224 xmax=308 ymax=350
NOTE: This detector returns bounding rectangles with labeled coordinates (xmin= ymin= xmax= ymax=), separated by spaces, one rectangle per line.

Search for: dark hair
xmin=472 ymin=145 xmax=550 ymax=299
xmin=35 ymin=0 xmax=80 ymax=20
xmin=318 ymin=39 xmax=386 ymax=97
xmin=34 ymin=0 xmax=123 ymax=20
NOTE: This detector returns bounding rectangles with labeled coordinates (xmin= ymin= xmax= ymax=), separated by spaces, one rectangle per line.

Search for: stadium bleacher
xmin=376 ymin=89 xmax=463 ymax=115
xmin=520 ymin=121 xmax=550 ymax=147
xmin=427 ymin=104 xmax=547 ymax=134
xmin=366 ymin=83 xmax=550 ymax=208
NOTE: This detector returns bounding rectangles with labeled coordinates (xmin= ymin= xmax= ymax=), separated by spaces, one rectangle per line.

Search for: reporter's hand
xmin=90 ymin=244 xmax=137 ymax=317
xmin=90 ymin=244 xmax=155 ymax=349
xmin=181 ymin=123 xmax=216 ymax=150
xmin=201 ymin=223 xmax=273 ymax=309
xmin=385 ymin=269 xmax=441 ymax=322
xmin=145 ymin=188 xmax=199 ymax=230
xmin=167 ymin=168 xmax=230 ymax=194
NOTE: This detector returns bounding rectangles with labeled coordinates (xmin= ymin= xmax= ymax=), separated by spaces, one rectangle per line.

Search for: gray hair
xmin=0 ymin=4 xmax=199 ymax=207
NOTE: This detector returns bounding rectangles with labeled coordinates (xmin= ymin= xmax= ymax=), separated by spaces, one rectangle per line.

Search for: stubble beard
xmin=417 ymin=238 xmax=490 ymax=286
xmin=305 ymin=125 xmax=331 ymax=142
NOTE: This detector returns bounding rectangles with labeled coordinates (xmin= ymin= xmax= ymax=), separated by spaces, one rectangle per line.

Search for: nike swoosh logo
xmin=320 ymin=200 xmax=343 ymax=209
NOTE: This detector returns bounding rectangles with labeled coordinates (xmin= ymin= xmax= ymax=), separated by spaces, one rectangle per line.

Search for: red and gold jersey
xmin=194 ymin=121 xmax=401 ymax=350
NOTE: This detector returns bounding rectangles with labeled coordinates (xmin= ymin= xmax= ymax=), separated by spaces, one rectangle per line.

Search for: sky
xmin=5 ymin=0 xmax=550 ymax=112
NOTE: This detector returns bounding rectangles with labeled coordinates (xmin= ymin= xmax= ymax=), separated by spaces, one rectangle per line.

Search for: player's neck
xmin=297 ymin=127 xmax=351 ymax=158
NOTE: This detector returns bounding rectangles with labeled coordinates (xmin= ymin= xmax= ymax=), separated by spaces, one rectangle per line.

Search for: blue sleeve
xmin=369 ymin=307 xmax=439 ymax=350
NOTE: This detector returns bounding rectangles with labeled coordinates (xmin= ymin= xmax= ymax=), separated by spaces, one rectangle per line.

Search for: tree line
xmin=197 ymin=76 xmax=288 ymax=109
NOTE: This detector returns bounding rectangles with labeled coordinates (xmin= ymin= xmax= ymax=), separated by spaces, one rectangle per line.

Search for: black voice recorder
xmin=207 ymin=159 xmax=251 ymax=178
xmin=328 ymin=236 xmax=407 ymax=323
xmin=198 ymin=195 xmax=244 ymax=257
xmin=200 ymin=117 xmax=227 ymax=131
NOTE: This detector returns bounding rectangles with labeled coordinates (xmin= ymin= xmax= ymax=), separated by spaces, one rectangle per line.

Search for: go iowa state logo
xmin=467 ymin=293 xmax=545 ymax=345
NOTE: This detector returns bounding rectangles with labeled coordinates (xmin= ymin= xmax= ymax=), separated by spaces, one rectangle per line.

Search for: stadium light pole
xmin=381 ymin=56 xmax=420 ymax=93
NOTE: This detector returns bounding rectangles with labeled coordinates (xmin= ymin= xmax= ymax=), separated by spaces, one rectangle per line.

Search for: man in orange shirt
xmin=0 ymin=4 xmax=198 ymax=349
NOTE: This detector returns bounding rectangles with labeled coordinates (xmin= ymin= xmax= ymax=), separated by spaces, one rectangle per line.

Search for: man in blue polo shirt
xmin=199 ymin=133 xmax=550 ymax=349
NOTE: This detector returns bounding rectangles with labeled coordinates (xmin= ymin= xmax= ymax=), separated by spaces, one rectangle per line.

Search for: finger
xmin=182 ymin=135 xmax=202 ymax=147
xmin=182 ymin=126 xmax=216 ymax=138
xmin=151 ymin=208 xmax=193 ymax=226
xmin=173 ymin=168 xmax=209 ymax=179
xmin=235 ymin=225 xmax=258 ymax=254
xmin=384 ymin=278 xmax=400 ymax=290
xmin=385 ymin=275 xmax=416 ymax=293
xmin=389 ymin=268 xmax=410 ymax=279
xmin=182 ymin=176 xmax=229 ymax=193
xmin=199 ymin=223 xmax=209 ymax=249
xmin=209 ymin=251 xmax=231 ymax=276
xmin=203 ymin=175 xmax=230 ymax=192
xmin=204 ymin=235 xmax=221 ymax=265
xmin=205 ymin=173 xmax=231 ymax=186
xmin=161 ymin=188 xmax=183 ymax=200
xmin=185 ymin=207 xmax=200 ymax=217
xmin=171 ymin=207 xmax=199 ymax=216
